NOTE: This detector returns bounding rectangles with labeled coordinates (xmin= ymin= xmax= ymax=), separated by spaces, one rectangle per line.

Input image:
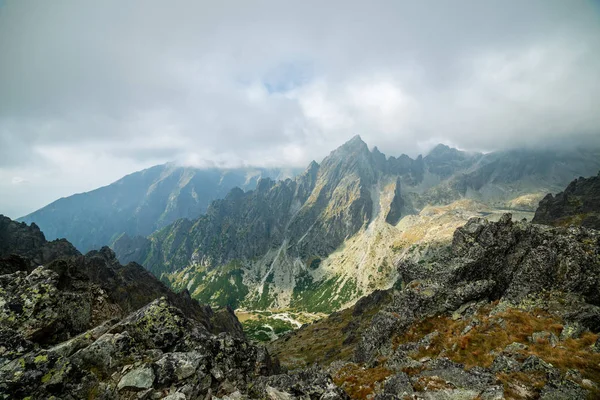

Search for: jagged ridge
xmin=114 ymin=139 xmax=600 ymax=313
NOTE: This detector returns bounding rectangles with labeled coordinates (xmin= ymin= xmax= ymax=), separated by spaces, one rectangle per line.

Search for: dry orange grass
xmin=392 ymin=305 xmax=600 ymax=398
xmin=332 ymin=364 xmax=393 ymax=399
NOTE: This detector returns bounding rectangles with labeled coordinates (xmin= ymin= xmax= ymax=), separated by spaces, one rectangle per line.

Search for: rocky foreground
xmin=272 ymin=214 xmax=600 ymax=399
xmin=2 ymin=204 xmax=600 ymax=399
xmin=0 ymin=216 xmax=346 ymax=399
xmin=533 ymin=171 xmax=600 ymax=230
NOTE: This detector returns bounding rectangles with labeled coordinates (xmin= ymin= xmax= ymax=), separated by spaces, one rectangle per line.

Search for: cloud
xmin=11 ymin=176 xmax=28 ymax=185
xmin=0 ymin=0 xmax=599 ymax=217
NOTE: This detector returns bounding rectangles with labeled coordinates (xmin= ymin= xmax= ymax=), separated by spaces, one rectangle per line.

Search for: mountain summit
xmin=113 ymin=138 xmax=600 ymax=312
xmin=19 ymin=165 xmax=297 ymax=252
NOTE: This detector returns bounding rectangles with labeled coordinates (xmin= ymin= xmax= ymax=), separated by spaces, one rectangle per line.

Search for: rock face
xmin=271 ymin=213 xmax=600 ymax=398
xmin=113 ymin=138 xmax=600 ymax=313
xmin=533 ymin=171 xmax=600 ymax=229
xmin=357 ymin=213 xmax=600 ymax=360
xmin=0 ymin=215 xmax=242 ymax=338
xmin=0 ymin=216 xmax=349 ymax=399
xmin=18 ymin=165 xmax=298 ymax=253
xmin=0 ymin=215 xmax=79 ymax=268
xmin=345 ymin=214 xmax=600 ymax=398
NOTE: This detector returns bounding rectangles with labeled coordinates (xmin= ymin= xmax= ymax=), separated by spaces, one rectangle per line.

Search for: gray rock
xmin=503 ymin=342 xmax=528 ymax=354
xmin=163 ymin=393 xmax=187 ymax=400
xmin=479 ymin=385 xmax=504 ymax=400
xmin=560 ymin=323 xmax=586 ymax=340
xmin=254 ymin=367 xmax=349 ymax=400
xmin=266 ymin=386 xmax=293 ymax=400
xmin=419 ymin=365 xmax=494 ymax=392
xmin=386 ymin=349 xmax=422 ymax=372
xmin=118 ymin=365 xmax=155 ymax=390
xmin=155 ymin=352 xmax=204 ymax=384
xmin=418 ymin=388 xmax=481 ymax=400
xmin=383 ymin=372 xmax=413 ymax=396
xmin=529 ymin=331 xmax=559 ymax=347
xmin=540 ymin=379 xmax=589 ymax=400
xmin=521 ymin=355 xmax=561 ymax=381
xmin=490 ymin=355 xmax=520 ymax=373
xmin=354 ymin=311 xmax=400 ymax=363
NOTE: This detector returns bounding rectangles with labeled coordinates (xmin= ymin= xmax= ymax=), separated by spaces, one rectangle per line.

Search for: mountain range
xmin=16 ymin=137 xmax=600 ymax=313
xmin=107 ymin=136 xmax=600 ymax=312
xmin=2 ymin=170 xmax=600 ymax=399
xmin=18 ymin=165 xmax=297 ymax=253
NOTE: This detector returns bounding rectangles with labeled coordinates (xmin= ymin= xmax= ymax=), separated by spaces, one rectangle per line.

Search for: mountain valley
xmin=106 ymin=138 xmax=600 ymax=315
xmin=2 ymin=168 xmax=600 ymax=398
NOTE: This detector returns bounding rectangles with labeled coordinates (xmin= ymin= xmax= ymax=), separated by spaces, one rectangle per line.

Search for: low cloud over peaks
xmin=1 ymin=0 xmax=599 ymax=217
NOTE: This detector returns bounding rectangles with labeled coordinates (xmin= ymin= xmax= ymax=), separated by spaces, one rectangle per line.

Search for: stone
xmin=417 ymin=388 xmax=481 ymax=399
xmin=593 ymin=337 xmax=600 ymax=353
xmin=383 ymin=372 xmax=414 ymax=396
xmin=155 ymin=352 xmax=203 ymax=384
xmin=540 ymin=379 xmax=588 ymax=400
xmin=490 ymin=355 xmax=521 ymax=373
xmin=479 ymin=385 xmax=504 ymax=400
xmin=529 ymin=331 xmax=559 ymax=347
xmin=521 ymin=356 xmax=560 ymax=380
xmin=163 ymin=393 xmax=187 ymax=400
xmin=266 ymin=386 xmax=294 ymax=400
xmin=118 ymin=365 xmax=155 ymax=391
xmin=503 ymin=342 xmax=528 ymax=354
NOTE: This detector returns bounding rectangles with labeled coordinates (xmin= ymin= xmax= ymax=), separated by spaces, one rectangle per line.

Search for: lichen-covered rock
xmin=1 ymin=215 xmax=348 ymax=399
xmin=529 ymin=331 xmax=559 ymax=347
xmin=352 ymin=214 xmax=600 ymax=397
xmin=490 ymin=355 xmax=520 ymax=373
xmin=117 ymin=365 xmax=155 ymax=390
xmin=418 ymin=358 xmax=495 ymax=392
xmin=533 ymin=171 xmax=600 ymax=230
xmin=251 ymin=366 xmax=350 ymax=399
xmin=449 ymin=214 xmax=600 ymax=304
xmin=540 ymin=379 xmax=589 ymax=400
xmin=0 ymin=297 xmax=279 ymax=399
xmin=0 ymin=265 xmax=109 ymax=346
xmin=382 ymin=372 xmax=413 ymax=396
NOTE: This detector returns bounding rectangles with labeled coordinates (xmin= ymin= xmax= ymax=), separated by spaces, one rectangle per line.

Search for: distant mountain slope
xmin=115 ymin=137 xmax=600 ymax=312
xmin=0 ymin=214 xmax=243 ymax=337
xmin=533 ymin=171 xmax=600 ymax=229
xmin=18 ymin=164 xmax=297 ymax=252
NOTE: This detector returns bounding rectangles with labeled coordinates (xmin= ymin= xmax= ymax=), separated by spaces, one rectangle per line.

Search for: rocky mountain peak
xmin=319 ymin=135 xmax=378 ymax=185
xmin=533 ymin=171 xmax=600 ymax=229
xmin=425 ymin=143 xmax=475 ymax=162
xmin=427 ymin=143 xmax=452 ymax=155
xmin=305 ymin=159 xmax=320 ymax=173
xmin=339 ymin=134 xmax=368 ymax=152
xmin=0 ymin=214 xmax=80 ymax=267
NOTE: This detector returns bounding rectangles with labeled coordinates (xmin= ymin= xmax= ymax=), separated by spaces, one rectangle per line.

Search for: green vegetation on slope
xmin=167 ymin=261 xmax=249 ymax=309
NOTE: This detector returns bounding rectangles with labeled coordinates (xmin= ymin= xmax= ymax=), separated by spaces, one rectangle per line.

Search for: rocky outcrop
xmin=0 ymin=296 xmax=277 ymax=399
xmin=0 ymin=216 xmax=242 ymax=337
xmin=0 ymin=216 xmax=350 ymax=399
xmin=533 ymin=171 xmax=600 ymax=229
xmin=384 ymin=177 xmax=404 ymax=225
xmin=0 ymin=267 xmax=347 ymax=399
xmin=357 ymin=214 xmax=600 ymax=360
xmin=349 ymin=214 xmax=600 ymax=398
xmin=0 ymin=215 xmax=79 ymax=269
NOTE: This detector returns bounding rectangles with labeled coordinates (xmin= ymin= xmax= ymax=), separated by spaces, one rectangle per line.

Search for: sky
xmin=1 ymin=0 xmax=600 ymax=218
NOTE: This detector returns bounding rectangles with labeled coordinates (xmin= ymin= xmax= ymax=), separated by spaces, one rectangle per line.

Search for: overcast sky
xmin=1 ymin=0 xmax=600 ymax=218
